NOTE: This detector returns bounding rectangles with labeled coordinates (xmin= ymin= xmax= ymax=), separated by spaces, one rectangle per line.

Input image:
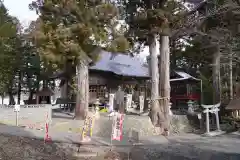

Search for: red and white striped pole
xmin=44 ymin=111 xmax=51 ymax=143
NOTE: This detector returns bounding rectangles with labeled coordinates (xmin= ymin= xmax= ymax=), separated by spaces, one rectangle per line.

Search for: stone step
xmin=73 ymin=152 xmax=98 ymax=157
xmin=73 ymin=145 xmax=101 ymax=158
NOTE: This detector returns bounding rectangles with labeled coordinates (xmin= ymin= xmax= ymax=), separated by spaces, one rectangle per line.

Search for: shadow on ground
xmin=0 ymin=123 xmax=94 ymax=160
xmin=1 ymin=121 xmax=240 ymax=160
xmin=52 ymin=108 xmax=74 ymax=120
xmin=124 ymin=134 xmax=240 ymax=160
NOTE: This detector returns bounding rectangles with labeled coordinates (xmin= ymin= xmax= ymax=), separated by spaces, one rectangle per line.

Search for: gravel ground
xmin=126 ymin=133 xmax=240 ymax=160
xmin=0 ymin=133 xmax=128 ymax=160
xmin=1 ymin=133 xmax=240 ymax=160
xmin=0 ymin=133 xmax=104 ymax=160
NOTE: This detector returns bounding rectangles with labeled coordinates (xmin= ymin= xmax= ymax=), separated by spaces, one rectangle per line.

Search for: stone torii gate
xmin=202 ymin=103 xmax=225 ymax=136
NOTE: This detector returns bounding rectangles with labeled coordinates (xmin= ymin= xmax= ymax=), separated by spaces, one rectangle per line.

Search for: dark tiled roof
xmin=90 ymin=50 xmax=200 ymax=81
xmin=226 ymin=98 xmax=240 ymax=110
xmin=90 ymin=50 xmax=149 ymax=77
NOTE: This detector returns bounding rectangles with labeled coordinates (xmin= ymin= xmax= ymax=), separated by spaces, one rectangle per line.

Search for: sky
xmin=3 ymin=0 xmax=38 ymax=27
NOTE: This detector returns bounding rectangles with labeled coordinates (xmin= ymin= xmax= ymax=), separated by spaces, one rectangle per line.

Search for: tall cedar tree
xmin=30 ymin=0 xmax=129 ymax=119
xmin=0 ymin=3 xmax=20 ymax=104
xmin=123 ymin=0 xmax=186 ymax=134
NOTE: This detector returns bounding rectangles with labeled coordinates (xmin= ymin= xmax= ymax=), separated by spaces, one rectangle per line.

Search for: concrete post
xmin=205 ymin=108 xmax=210 ymax=133
xmin=213 ymin=103 xmax=221 ymax=131
xmin=215 ymin=110 xmax=220 ymax=131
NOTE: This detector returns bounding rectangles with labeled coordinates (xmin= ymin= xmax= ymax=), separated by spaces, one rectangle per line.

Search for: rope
xmin=148 ymin=97 xmax=170 ymax=104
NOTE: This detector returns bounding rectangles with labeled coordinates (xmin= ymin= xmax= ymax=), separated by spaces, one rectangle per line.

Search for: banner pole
xmin=16 ymin=111 xmax=19 ymax=126
xmin=110 ymin=113 xmax=115 ymax=151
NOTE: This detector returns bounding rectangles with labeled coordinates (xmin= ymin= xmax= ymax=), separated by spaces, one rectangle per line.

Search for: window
xmin=89 ymin=85 xmax=107 ymax=98
xmin=89 ymin=86 xmax=97 ymax=93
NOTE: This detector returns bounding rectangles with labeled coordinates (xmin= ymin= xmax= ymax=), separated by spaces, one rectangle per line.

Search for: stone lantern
xmin=94 ymin=99 xmax=101 ymax=119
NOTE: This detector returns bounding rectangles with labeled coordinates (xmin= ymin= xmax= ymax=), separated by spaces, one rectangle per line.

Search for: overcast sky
xmin=3 ymin=0 xmax=38 ymax=27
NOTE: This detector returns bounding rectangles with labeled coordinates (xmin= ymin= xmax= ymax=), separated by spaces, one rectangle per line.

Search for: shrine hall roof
xmin=226 ymin=98 xmax=240 ymax=110
xmin=90 ymin=50 xmax=200 ymax=81
xmin=90 ymin=50 xmax=149 ymax=78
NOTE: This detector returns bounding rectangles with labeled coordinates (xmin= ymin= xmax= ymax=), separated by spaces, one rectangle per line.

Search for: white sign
xmin=126 ymin=94 xmax=132 ymax=112
xmin=109 ymin=94 xmax=115 ymax=112
xmin=139 ymin=95 xmax=144 ymax=113
xmin=197 ymin=113 xmax=202 ymax=119
xmin=14 ymin=105 xmax=20 ymax=112
xmin=112 ymin=112 xmax=124 ymax=141
xmin=169 ymin=103 xmax=173 ymax=116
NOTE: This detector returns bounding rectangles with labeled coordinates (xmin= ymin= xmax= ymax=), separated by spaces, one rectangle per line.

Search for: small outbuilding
xmin=36 ymin=87 xmax=54 ymax=104
xmin=226 ymin=98 xmax=240 ymax=118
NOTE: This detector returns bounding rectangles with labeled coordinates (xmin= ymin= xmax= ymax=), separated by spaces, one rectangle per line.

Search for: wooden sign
xmin=81 ymin=115 xmax=95 ymax=142
xmin=111 ymin=113 xmax=124 ymax=141
xmin=139 ymin=95 xmax=144 ymax=113
xmin=14 ymin=105 xmax=20 ymax=112
xmin=197 ymin=113 xmax=202 ymax=119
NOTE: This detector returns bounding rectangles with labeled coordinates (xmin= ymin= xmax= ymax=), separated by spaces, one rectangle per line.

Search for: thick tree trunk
xmin=159 ymin=35 xmax=170 ymax=133
xmin=212 ymin=46 xmax=221 ymax=103
xmin=148 ymin=34 xmax=164 ymax=129
xmin=60 ymin=80 xmax=68 ymax=99
xmin=75 ymin=60 xmax=89 ymax=120
xmin=8 ymin=81 xmax=15 ymax=105
xmin=17 ymin=71 xmax=22 ymax=104
xmin=229 ymin=51 xmax=233 ymax=100
xmin=8 ymin=91 xmax=15 ymax=105
xmin=61 ymin=61 xmax=72 ymax=99
xmin=170 ymin=40 xmax=176 ymax=70
xmin=28 ymin=90 xmax=34 ymax=102
xmin=43 ymin=80 xmax=48 ymax=88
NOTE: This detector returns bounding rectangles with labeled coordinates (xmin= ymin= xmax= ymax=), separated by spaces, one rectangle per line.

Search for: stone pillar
xmin=139 ymin=95 xmax=144 ymax=113
xmin=202 ymin=106 xmax=210 ymax=134
xmin=109 ymin=94 xmax=115 ymax=113
xmin=215 ymin=110 xmax=220 ymax=131
xmin=213 ymin=103 xmax=221 ymax=131
xmin=126 ymin=94 xmax=132 ymax=112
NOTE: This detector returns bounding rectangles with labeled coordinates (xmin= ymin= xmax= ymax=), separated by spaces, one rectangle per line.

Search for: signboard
xmin=197 ymin=113 xmax=202 ymax=119
xmin=81 ymin=115 xmax=95 ymax=142
xmin=14 ymin=105 xmax=20 ymax=112
xmin=111 ymin=113 xmax=124 ymax=141
xmin=139 ymin=95 xmax=144 ymax=113
xmin=126 ymin=94 xmax=132 ymax=112
xmin=109 ymin=94 xmax=115 ymax=112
